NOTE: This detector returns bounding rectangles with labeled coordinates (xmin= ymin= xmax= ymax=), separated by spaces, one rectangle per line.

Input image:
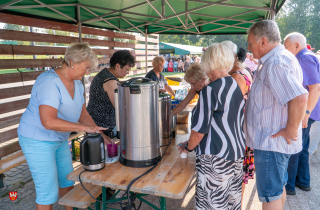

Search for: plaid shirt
xmin=244 ymin=45 xmax=308 ymax=154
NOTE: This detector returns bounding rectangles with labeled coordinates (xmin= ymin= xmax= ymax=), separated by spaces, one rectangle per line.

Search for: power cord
xmin=78 ymin=135 xmax=173 ymax=209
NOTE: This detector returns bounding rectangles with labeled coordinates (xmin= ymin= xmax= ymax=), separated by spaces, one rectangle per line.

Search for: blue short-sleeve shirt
xmin=296 ymin=48 xmax=320 ymax=121
xmin=18 ymin=69 xmax=85 ymax=141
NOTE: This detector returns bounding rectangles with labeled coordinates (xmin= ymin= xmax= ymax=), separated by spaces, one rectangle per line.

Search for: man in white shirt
xmin=245 ymin=20 xmax=308 ymax=210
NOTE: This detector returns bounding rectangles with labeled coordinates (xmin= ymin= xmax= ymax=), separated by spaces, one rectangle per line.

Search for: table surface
xmin=67 ymin=122 xmax=195 ymax=200
xmin=68 ymin=131 xmax=85 ymax=141
xmin=182 ymin=102 xmax=197 ymax=113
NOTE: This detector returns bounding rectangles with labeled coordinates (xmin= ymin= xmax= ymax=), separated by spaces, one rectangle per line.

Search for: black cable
xmin=121 ymin=135 xmax=173 ymax=209
xmin=79 ymin=135 xmax=173 ymax=209
xmin=79 ymin=170 xmax=122 ymax=204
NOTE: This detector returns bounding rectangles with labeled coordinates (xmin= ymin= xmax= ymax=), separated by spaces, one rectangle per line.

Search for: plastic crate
xmin=166 ymin=79 xmax=181 ymax=86
xmin=171 ymin=99 xmax=183 ymax=109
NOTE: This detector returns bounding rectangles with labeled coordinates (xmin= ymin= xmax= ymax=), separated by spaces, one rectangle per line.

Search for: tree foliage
xmin=2 ymin=0 xmax=320 ymax=52
xmin=277 ymin=0 xmax=320 ymax=50
xmin=160 ymin=0 xmax=320 ymax=52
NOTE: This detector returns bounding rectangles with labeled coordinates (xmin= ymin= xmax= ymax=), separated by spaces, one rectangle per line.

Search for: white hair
xmin=220 ymin=41 xmax=246 ymax=69
xmin=284 ymin=32 xmax=307 ymax=48
xmin=247 ymin=20 xmax=281 ymax=44
xmin=63 ymin=42 xmax=98 ymax=70
xmin=201 ymin=42 xmax=235 ymax=74
xmin=184 ymin=63 xmax=207 ymax=83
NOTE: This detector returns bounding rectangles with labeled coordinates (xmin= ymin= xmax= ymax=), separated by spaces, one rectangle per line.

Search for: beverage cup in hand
xmin=180 ymin=152 xmax=187 ymax=158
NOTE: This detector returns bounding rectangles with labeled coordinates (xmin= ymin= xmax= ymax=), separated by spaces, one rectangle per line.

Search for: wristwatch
xmin=185 ymin=143 xmax=194 ymax=152
xmin=306 ymin=110 xmax=310 ymax=115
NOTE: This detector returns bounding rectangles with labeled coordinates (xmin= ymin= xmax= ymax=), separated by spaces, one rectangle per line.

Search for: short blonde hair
xmin=152 ymin=56 xmax=165 ymax=67
xmin=220 ymin=41 xmax=246 ymax=69
xmin=201 ymin=42 xmax=235 ymax=74
xmin=63 ymin=42 xmax=98 ymax=70
xmin=184 ymin=63 xmax=207 ymax=83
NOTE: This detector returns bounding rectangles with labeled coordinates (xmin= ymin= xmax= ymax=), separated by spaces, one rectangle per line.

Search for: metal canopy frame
xmin=0 ymin=0 xmax=286 ymax=35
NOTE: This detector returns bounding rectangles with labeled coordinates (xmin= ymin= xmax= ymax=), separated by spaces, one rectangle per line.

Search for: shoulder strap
xmin=244 ymin=67 xmax=254 ymax=77
xmin=103 ymin=78 xmax=117 ymax=84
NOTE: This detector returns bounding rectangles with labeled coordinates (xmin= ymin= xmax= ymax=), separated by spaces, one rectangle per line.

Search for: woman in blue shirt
xmin=173 ymin=59 xmax=178 ymax=72
xmin=17 ymin=43 xmax=108 ymax=210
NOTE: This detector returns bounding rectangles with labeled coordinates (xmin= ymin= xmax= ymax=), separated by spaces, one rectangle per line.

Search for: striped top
xmin=244 ymin=45 xmax=308 ymax=154
xmin=191 ymin=76 xmax=246 ymax=161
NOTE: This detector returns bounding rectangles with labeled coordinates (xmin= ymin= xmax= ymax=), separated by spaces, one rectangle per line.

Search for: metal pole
xmin=77 ymin=3 xmax=86 ymax=104
xmin=145 ymin=26 xmax=148 ymax=74
xmin=270 ymin=10 xmax=276 ymax=20
xmin=185 ymin=1 xmax=188 ymax=27
xmin=162 ymin=0 xmax=165 ymax=18
xmin=77 ymin=4 xmax=82 ymax=43
xmin=29 ymin=27 xmax=38 ymax=71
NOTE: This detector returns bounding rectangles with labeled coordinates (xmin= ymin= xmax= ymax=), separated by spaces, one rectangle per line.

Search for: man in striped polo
xmin=283 ymin=33 xmax=320 ymax=195
xmin=245 ymin=20 xmax=308 ymax=210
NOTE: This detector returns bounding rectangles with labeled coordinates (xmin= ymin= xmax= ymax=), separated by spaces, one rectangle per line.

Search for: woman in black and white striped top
xmin=178 ymin=42 xmax=246 ymax=210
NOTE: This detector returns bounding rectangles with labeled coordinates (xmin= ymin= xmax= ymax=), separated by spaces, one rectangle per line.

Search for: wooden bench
xmin=0 ymin=151 xmax=26 ymax=174
xmin=58 ymin=183 xmax=102 ymax=209
xmin=0 ymin=131 xmax=85 ymax=175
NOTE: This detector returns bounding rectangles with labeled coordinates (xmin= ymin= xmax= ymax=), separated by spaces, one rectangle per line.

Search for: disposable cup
xmin=107 ymin=144 xmax=118 ymax=158
xmin=180 ymin=152 xmax=188 ymax=158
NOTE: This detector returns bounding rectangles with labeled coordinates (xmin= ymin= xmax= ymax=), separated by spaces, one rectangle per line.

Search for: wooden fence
xmin=0 ymin=13 xmax=159 ymax=159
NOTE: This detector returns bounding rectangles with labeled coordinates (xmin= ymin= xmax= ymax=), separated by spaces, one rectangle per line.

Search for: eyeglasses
xmin=82 ymin=64 xmax=91 ymax=73
xmin=190 ymin=81 xmax=197 ymax=86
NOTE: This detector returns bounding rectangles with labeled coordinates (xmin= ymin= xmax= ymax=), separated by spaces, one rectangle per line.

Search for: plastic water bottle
xmin=183 ymin=89 xmax=188 ymax=99
xmin=175 ymin=89 xmax=182 ymax=100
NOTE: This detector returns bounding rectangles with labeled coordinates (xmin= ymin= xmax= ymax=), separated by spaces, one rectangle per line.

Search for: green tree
xmin=276 ymin=0 xmax=316 ymax=48
xmin=308 ymin=0 xmax=320 ymax=50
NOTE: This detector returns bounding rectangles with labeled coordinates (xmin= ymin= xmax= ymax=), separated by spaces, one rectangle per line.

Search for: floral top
xmin=232 ymin=67 xmax=253 ymax=100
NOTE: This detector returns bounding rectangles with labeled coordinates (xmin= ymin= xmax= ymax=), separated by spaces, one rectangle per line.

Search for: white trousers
xmin=309 ymin=120 xmax=320 ymax=155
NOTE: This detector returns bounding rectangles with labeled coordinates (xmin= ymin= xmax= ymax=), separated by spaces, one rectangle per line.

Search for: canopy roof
xmin=160 ymin=42 xmax=203 ymax=55
xmin=0 ymin=0 xmax=286 ymax=35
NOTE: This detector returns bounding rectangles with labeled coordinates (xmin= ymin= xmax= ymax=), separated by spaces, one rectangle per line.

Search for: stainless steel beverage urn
xmin=114 ymin=77 xmax=160 ymax=168
xmin=159 ymin=93 xmax=172 ymax=146
xmin=80 ymin=133 xmax=105 ymax=171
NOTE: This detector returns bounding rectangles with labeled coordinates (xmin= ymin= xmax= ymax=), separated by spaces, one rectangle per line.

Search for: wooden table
xmin=183 ymin=102 xmax=197 ymax=113
xmin=67 ymin=122 xmax=195 ymax=210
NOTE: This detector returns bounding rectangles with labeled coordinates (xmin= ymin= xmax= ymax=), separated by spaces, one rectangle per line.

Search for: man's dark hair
xmin=110 ymin=50 xmax=135 ymax=69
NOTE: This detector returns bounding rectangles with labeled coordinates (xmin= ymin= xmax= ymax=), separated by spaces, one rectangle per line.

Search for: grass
xmin=0 ymin=69 xmax=35 ymax=74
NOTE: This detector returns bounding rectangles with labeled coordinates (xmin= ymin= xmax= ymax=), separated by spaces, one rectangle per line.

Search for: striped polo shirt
xmin=191 ymin=76 xmax=246 ymax=161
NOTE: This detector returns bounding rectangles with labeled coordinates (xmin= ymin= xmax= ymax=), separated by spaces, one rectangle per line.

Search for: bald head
xmin=284 ymin=32 xmax=307 ymax=48
xmin=284 ymin=32 xmax=307 ymax=55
